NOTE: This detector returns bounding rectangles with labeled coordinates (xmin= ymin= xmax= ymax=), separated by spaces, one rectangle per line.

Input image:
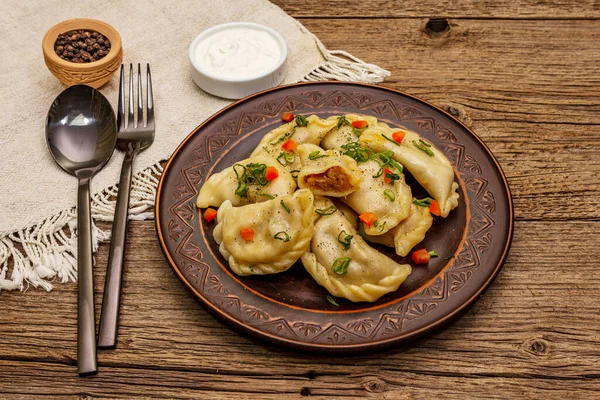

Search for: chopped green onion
xmin=412 ymin=140 xmax=434 ymax=157
xmin=290 ymin=169 xmax=300 ymax=179
xmin=327 ymin=295 xmax=339 ymax=307
xmin=372 ymin=168 xmax=384 ymax=178
xmin=276 ymin=151 xmax=296 ymax=166
xmin=413 ymin=197 xmax=434 ymax=207
xmin=336 ymin=115 xmax=351 ymax=129
xmin=382 ymin=134 xmax=401 ymax=146
xmin=384 ymin=189 xmax=395 ymax=202
xmin=315 ymin=205 xmax=337 ymax=215
xmin=337 ymin=230 xmax=353 ymax=250
xmin=274 ymin=231 xmax=291 ymax=242
xmin=429 ymin=250 xmax=439 ymax=257
xmin=385 ymin=172 xmax=400 ymax=182
xmin=280 ymin=200 xmax=290 ymax=213
xmin=295 ymin=115 xmax=309 ymax=127
xmin=419 ymin=139 xmax=432 ymax=147
xmin=352 ymin=127 xmax=366 ymax=137
xmin=340 ymin=141 xmax=373 ymax=163
xmin=258 ymin=192 xmax=275 ymax=199
xmin=332 ymin=257 xmax=352 ymax=274
xmin=308 ymin=151 xmax=327 ymax=160
xmin=269 ymin=128 xmax=295 ymax=145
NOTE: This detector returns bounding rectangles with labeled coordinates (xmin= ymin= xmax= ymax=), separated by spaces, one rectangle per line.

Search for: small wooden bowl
xmin=42 ymin=18 xmax=123 ymax=88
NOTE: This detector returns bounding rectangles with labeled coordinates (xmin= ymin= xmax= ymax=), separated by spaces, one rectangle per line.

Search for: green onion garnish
xmin=385 ymin=172 xmax=400 ymax=182
xmin=295 ymin=115 xmax=309 ymax=127
xmin=290 ymin=169 xmax=300 ymax=179
xmin=382 ymin=134 xmax=401 ymax=146
xmin=269 ymin=128 xmax=295 ymax=145
xmin=258 ymin=192 xmax=275 ymax=199
xmin=429 ymin=250 xmax=439 ymax=257
xmin=384 ymin=189 xmax=395 ymax=202
xmin=413 ymin=197 xmax=434 ymax=207
xmin=336 ymin=115 xmax=351 ymax=129
xmin=327 ymin=295 xmax=339 ymax=307
xmin=274 ymin=231 xmax=291 ymax=242
xmin=419 ymin=139 xmax=432 ymax=147
xmin=276 ymin=151 xmax=296 ymax=166
xmin=337 ymin=230 xmax=353 ymax=250
xmin=308 ymin=151 xmax=327 ymax=160
xmin=332 ymin=257 xmax=352 ymax=274
xmin=315 ymin=205 xmax=337 ymax=215
xmin=413 ymin=140 xmax=434 ymax=156
xmin=280 ymin=200 xmax=290 ymax=213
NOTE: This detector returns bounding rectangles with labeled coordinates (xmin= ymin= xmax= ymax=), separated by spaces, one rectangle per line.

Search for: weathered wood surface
xmin=2 ymin=1 xmax=600 ymax=398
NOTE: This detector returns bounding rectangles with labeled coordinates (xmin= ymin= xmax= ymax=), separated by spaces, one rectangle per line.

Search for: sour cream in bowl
xmin=189 ymin=22 xmax=287 ymax=99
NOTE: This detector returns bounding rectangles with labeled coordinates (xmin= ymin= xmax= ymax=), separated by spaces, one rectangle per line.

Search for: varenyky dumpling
xmin=296 ymin=143 xmax=362 ymax=197
xmin=359 ymin=203 xmax=433 ymax=257
xmin=196 ymin=153 xmax=296 ymax=209
xmin=359 ymin=123 xmax=459 ymax=217
xmin=341 ymin=157 xmax=412 ymax=236
xmin=301 ymin=202 xmax=412 ymax=302
xmin=214 ymin=189 xmax=315 ymax=276
xmin=320 ymin=114 xmax=379 ymax=150
xmin=250 ymin=115 xmax=338 ymax=173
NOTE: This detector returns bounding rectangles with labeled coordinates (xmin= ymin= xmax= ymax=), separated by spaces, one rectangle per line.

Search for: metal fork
xmin=98 ymin=63 xmax=154 ymax=349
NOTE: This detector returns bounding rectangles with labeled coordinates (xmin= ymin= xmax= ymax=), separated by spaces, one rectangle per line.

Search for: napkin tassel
xmin=302 ymin=34 xmax=391 ymax=84
xmin=0 ymin=162 xmax=163 ymax=293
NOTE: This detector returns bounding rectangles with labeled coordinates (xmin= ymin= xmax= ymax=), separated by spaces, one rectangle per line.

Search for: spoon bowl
xmin=46 ymin=84 xmax=117 ymax=376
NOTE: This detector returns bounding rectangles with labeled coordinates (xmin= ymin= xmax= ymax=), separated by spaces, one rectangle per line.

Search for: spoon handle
xmin=98 ymin=150 xmax=135 ymax=349
xmin=77 ymin=177 xmax=98 ymax=376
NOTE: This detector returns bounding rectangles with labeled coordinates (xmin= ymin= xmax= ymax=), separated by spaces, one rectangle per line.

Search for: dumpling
xmin=296 ymin=143 xmax=362 ymax=197
xmin=359 ymin=124 xmax=459 ymax=217
xmin=196 ymin=153 xmax=296 ymax=209
xmin=320 ymin=114 xmax=379 ymax=150
xmin=301 ymin=207 xmax=412 ymax=302
xmin=359 ymin=203 xmax=433 ymax=257
xmin=213 ymin=189 xmax=315 ymax=276
xmin=341 ymin=158 xmax=412 ymax=236
xmin=250 ymin=115 xmax=338 ymax=173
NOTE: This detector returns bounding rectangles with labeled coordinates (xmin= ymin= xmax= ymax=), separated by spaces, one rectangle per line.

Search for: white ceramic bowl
xmin=189 ymin=22 xmax=287 ymax=99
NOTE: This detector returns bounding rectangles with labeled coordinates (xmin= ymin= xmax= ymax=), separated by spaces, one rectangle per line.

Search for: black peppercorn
xmin=54 ymin=29 xmax=111 ymax=63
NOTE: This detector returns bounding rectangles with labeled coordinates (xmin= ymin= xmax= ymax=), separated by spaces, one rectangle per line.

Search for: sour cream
xmin=194 ymin=26 xmax=283 ymax=80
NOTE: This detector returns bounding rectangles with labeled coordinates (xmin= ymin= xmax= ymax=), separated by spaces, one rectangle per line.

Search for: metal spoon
xmin=46 ymin=85 xmax=117 ymax=376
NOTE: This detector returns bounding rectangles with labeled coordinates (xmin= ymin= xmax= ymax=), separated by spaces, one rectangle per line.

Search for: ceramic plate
xmin=156 ymin=82 xmax=513 ymax=352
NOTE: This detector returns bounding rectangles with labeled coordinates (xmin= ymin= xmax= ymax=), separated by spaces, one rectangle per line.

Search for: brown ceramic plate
xmin=156 ymin=82 xmax=513 ymax=352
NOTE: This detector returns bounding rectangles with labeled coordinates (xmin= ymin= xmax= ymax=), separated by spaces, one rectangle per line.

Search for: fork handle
xmin=98 ymin=149 xmax=136 ymax=349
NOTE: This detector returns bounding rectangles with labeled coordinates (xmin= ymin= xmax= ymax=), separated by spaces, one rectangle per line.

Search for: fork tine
xmin=117 ymin=64 xmax=125 ymax=130
xmin=137 ymin=63 xmax=143 ymax=128
xmin=146 ymin=64 xmax=154 ymax=129
xmin=128 ymin=63 xmax=134 ymax=128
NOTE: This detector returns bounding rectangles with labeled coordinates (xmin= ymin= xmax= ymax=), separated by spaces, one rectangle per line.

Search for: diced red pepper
xmin=265 ymin=166 xmax=279 ymax=182
xmin=281 ymin=139 xmax=297 ymax=152
xmin=429 ymin=200 xmax=442 ymax=216
xmin=240 ymin=227 xmax=255 ymax=241
xmin=383 ymin=168 xmax=394 ymax=184
xmin=203 ymin=208 xmax=217 ymax=222
xmin=281 ymin=112 xmax=294 ymax=122
xmin=351 ymin=120 xmax=368 ymax=129
xmin=411 ymin=248 xmax=431 ymax=264
xmin=392 ymin=131 xmax=406 ymax=144
xmin=359 ymin=212 xmax=378 ymax=228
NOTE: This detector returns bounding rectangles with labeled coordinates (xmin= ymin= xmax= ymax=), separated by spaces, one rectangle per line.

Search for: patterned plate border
xmin=156 ymin=82 xmax=514 ymax=352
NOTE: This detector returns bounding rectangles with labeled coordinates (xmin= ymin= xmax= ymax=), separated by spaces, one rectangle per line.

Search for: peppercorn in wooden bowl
xmin=42 ymin=19 xmax=122 ymax=88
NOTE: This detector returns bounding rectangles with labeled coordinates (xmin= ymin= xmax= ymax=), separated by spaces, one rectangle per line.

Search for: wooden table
xmin=2 ymin=1 xmax=599 ymax=398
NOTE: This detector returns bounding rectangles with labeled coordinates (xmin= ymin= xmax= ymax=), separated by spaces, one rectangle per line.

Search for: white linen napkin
xmin=0 ymin=0 xmax=389 ymax=292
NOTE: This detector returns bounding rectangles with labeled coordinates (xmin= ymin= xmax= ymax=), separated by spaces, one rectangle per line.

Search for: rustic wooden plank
xmin=0 ymin=220 xmax=598 ymax=386
xmin=271 ymin=0 xmax=600 ymax=19
xmin=0 ymin=359 xmax=599 ymax=399
xmin=301 ymin=18 xmax=600 ymax=126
